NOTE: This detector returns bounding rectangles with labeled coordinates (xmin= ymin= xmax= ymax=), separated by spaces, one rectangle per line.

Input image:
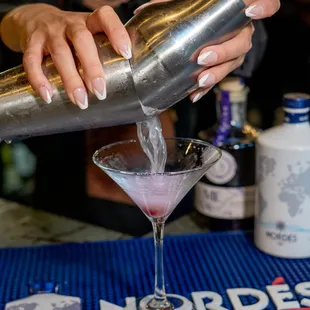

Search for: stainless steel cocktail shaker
xmin=0 ymin=0 xmax=250 ymax=141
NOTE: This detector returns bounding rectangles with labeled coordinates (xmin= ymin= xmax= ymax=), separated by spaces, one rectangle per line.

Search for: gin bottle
xmin=195 ymin=77 xmax=259 ymax=231
xmin=255 ymin=93 xmax=310 ymax=258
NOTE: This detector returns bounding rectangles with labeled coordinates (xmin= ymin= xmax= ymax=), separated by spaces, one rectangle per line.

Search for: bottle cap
xmin=283 ymin=93 xmax=310 ymax=109
xmin=217 ymin=77 xmax=248 ymax=103
xmin=218 ymin=77 xmax=245 ymax=92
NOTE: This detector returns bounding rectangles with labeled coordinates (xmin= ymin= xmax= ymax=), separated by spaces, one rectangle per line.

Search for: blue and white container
xmin=255 ymin=93 xmax=310 ymax=258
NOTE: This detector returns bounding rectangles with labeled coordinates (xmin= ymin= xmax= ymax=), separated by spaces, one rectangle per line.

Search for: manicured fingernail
xmin=38 ymin=87 xmax=52 ymax=104
xmin=73 ymin=88 xmax=88 ymax=110
xmin=198 ymin=73 xmax=216 ymax=88
xmin=120 ymin=44 xmax=132 ymax=59
xmin=92 ymin=77 xmax=106 ymax=100
xmin=197 ymin=51 xmax=218 ymax=66
xmin=245 ymin=5 xmax=264 ymax=18
xmin=192 ymin=92 xmax=203 ymax=103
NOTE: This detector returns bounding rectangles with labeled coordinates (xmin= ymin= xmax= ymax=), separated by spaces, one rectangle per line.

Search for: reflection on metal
xmin=0 ymin=0 xmax=249 ymax=141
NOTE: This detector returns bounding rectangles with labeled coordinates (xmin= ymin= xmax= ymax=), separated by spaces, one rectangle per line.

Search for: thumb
xmin=245 ymin=0 xmax=280 ymax=19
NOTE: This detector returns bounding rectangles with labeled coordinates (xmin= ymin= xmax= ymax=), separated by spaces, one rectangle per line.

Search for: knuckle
xmin=100 ymin=5 xmax=115 ymax=14
xmin=23 ymin=52 xmax=37 ymax=67
xmin=49 ymin=41 xmax=69 ymax=56
xmin=26 ymin=31 xmax=42 ymax=47
xmin=70 ymin=27 xmax=91 ymax=42
xmin=97 ymin=5 xmax=115 ymax=18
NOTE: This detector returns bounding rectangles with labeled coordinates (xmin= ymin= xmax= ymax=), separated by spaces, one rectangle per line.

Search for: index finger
xmin=87 ymin=6 xmax=132 ymax=59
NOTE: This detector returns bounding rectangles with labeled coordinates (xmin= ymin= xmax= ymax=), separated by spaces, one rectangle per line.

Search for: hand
xmin=134 ymin=0 xmax=280 ymax=102
xmin=83 ymin=0 xmax=129 ymax=9
xmin=0 ymin=4 xmax=131 ymax=108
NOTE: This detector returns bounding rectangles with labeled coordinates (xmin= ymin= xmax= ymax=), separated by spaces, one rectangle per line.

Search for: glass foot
xmin=138 ymin=294 xmax=195 ymax=310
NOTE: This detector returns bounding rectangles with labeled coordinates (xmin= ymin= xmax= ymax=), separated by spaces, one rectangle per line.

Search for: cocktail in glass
xmin=93 ymin=138 xmax=221 ymax=310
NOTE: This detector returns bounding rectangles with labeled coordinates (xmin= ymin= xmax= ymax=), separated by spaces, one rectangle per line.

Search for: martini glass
xmin=93 ymin=138 xmax=221 ymax=310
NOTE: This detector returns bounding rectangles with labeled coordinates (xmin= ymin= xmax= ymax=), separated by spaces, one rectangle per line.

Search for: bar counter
xmin=0 ymin=199 xmax=208 ymax=248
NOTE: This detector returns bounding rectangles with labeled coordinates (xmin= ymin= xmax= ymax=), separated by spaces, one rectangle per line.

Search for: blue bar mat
xmin=0 ymin=231 xmax=309 ymax=309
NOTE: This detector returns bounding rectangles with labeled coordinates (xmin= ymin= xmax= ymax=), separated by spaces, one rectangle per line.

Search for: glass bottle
xmin=194 ymin=77 xmax=260 ymax=231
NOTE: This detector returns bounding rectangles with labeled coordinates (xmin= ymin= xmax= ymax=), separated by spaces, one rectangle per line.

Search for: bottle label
xmin=195 ymin=182 xmax=255 ymax=219
xmin=255 ymin=144 xmax=310 ymax=258
xmin=284 ymin=109 xmax=309 ymax=124
xmin=205 ymin=149 xmax=237 ymax=185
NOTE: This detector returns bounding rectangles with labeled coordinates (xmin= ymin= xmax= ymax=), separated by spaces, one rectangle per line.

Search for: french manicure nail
xmin=245 ymin=5 xmax=264 ymax=18
xmin=197 ymin=51 xmax=218 ymax=66
xmin=192 ymin=92 xmax=202 ymax=103
xmin=38 ymin=87 xmax=52 ymax=104
xmin=198 ymin=73 xmax=216 ymax=88
xmin=120 ymin=44 xmax=132 ymax=60
xmin=73 ymin=88 xmax=88 ymax=110
xmin=92 ymin=77 xmax=106 ymax=100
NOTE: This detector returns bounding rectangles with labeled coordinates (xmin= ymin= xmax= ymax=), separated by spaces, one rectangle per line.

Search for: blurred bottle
xmin=1 ymin=142 xmax=36 ymax=201
xmin=194 ymin=77 xmax=260 ymax=231
xmin=255 ymin=93 xmax=310 ymax=258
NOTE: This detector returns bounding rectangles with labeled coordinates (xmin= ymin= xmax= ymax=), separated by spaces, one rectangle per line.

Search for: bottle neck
xmin=213 ymin=90 xmax=248 ymax=146
xmin=216 ymin=100 xmax=247 ymax=127
xmin=216 ymin=90 xmax=248 ymax=126
xmin=283 ymin=107 xmax=309 ymax=125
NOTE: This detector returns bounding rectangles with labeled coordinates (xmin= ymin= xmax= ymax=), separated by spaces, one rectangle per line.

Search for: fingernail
xmin=120 ymin=44 xmax=132 ymax=60
xmin=192 ymin=92 xmax=203 ymax=103
xmin=92 ymin=77 xmax=106 ymax=100
xmin=245 ymin=5 xmax=264 ymax=18
xmin=73 ymin=88 xmax=88 ymax=110
xmin=38 ymin=87 xmax=52 ymax=104
xmin=197 ymin=51 xmax=218 ymax=66
xmin=198 ymin=73 xmax=216 ymax=88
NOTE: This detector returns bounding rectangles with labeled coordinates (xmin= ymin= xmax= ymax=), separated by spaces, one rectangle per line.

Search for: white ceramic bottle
xmin=255 ymin=93 xmax=310 ymax=258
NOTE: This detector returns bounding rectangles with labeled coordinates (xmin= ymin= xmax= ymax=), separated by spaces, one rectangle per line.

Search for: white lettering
xmin=227 ymin=288 xmax=269 ymax=309
xmin=295 ymin=282 xmax=310 ymax=307
xmin=266 ymin=284 xmax=299 ymax=309
xmin=192 ymin=291 xmax=228 ymax=310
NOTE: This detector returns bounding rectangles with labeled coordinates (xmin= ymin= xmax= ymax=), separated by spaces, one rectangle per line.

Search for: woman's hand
xmin=0 ymin=4 xmax=131 ymax=108
xmin=135 ymin=0 xmax=280 ymax=102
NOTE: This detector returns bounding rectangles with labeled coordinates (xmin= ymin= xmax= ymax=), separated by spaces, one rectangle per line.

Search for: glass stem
xmin=152 ymin=218 xmax=167 ymax=302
